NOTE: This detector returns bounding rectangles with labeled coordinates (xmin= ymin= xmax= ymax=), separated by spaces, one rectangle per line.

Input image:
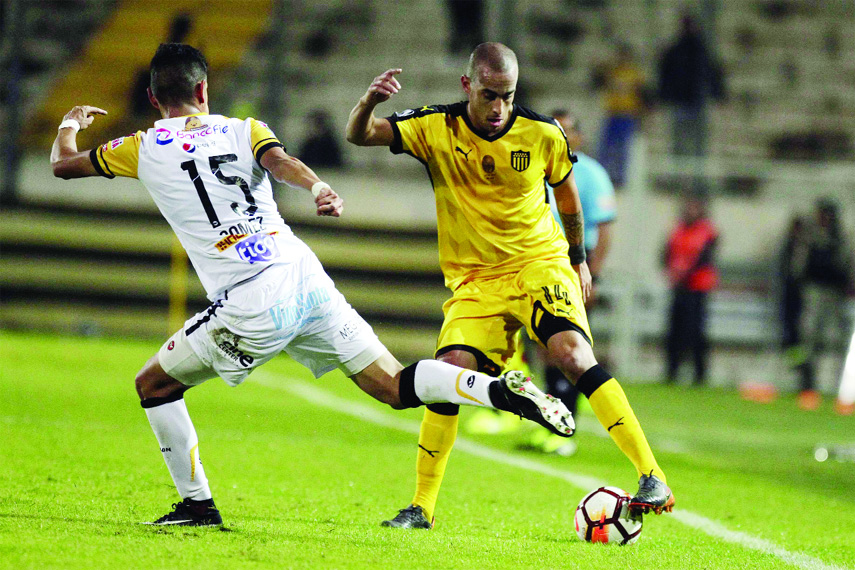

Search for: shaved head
xmin=461 ymin=42 xmax=518 ymax=136
xmin=466 ymin=42 xmax=518 ymax=81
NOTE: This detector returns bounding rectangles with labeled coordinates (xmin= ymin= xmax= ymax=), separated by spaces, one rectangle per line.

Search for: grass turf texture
xmin=1 ymin=330 xmax=853 ymax=570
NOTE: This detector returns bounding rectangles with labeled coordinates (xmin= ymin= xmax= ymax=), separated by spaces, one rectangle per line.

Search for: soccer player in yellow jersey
xmin=347 ymin=42 xmax=674 ymax=529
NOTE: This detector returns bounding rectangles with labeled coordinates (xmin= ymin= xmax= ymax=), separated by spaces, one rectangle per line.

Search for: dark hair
xmin=149 ymin=43 xmax=208 ymax=107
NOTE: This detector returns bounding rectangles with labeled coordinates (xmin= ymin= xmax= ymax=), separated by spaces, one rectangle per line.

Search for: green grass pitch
xmin=1 ymin=330 xmax=853 ymax=569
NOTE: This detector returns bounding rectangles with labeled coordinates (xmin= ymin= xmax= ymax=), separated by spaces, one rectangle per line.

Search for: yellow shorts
xmin=435 ymin=258 xmax=592 ymax=375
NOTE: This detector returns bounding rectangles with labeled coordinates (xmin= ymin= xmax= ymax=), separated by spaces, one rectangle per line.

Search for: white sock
xmin=412 ymin=360 xmax=495 ymax=408
xmin=143 ymin=398 xmax=212 ymax=501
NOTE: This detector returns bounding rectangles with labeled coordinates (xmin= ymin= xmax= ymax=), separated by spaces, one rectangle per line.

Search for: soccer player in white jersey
xmin=49 ymin=43 xmax=575 ymax=527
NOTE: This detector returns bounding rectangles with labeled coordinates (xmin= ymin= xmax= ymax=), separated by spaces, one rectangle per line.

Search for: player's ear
xmin=195 ymin=79 xmax=208 ymax=105
xmin=461 ymin=75 xmax=471 ymax=95
xmin=147 ymin=87 xmax=160 ymax=110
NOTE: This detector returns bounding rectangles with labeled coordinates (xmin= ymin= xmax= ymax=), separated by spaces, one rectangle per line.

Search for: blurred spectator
xmin=446 ymin=0 xmax=484 ymax=56
xmin=593 ymin=43 xmax=648 ymax=187
xmin=657 ymin=14 xmax=725 ymax=157
xmin=779 ymin=216 xmax=808 ymax=361
xmin=299 ymin=110 xmax=344 ymax=168
xmin=130 ymin=13 xmax=194 ymax=119
xmin=793 ymin=199 xmax=852 ymax=410
xmin=663 ymin=194 xmax=719 ymax=385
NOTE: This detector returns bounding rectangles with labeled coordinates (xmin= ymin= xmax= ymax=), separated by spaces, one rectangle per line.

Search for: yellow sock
xmin=411 ymin=409 xmax=459 ymax=521
xmin=588 ymin=378 xmax=666 ymax=483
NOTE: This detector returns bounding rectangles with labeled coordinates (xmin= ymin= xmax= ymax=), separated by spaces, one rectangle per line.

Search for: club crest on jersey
xmin=155 ymin=128 xmax=173 ymax=145
xmin=235 ymin=232 xmax=280 ymax=264
xmin=511 ymin=150 xmax=530 ymax=172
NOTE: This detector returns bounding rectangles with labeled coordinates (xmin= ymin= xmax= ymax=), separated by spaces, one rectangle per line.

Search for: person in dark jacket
xmin=794 ymin=199 xmax=852 ymax=410
xmin=658 ymin=14 xmax=724 ymax=157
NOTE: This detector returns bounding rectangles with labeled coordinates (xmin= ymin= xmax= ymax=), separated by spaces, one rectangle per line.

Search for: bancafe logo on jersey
xmin=177 ymin=123 xmax=230 ymax=141
xmin=235 ymin=232 xmax=280 ymax=264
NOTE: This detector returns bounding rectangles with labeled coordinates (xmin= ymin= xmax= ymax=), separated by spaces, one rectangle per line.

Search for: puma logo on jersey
xmin=455 ymin=146 xmax=472 ymax=160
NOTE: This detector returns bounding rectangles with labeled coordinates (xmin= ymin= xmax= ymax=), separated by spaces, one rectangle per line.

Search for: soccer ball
xmin=574 ymin=486 xmax=643 ymax=545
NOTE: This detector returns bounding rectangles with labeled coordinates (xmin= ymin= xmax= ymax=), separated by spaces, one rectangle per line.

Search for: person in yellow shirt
xmin=347 ymin=42 xmax=673 ymax=529
xmin=594 ymin=42 xmax=647 ymax=186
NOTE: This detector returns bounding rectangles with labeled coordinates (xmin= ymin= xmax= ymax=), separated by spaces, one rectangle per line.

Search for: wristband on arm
xmin=311 ymin=181 xmax=331 ymax=197
xmin=58 ymin=119 xmax=80 ymax=133
xmin=568 ymin=243 xmax=586 ymax=265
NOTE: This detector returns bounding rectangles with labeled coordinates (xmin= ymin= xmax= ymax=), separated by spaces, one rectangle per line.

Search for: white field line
xmin=252 ymin=372 xmax=849 ymax=570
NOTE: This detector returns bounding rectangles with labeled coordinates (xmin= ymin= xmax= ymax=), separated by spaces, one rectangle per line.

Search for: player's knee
xmin=437 ymin=349 xmax=478 ymax=370
xmin=372 ymin=383 xmax=406 ymax=409
xmin=351 ymin=369 xmax=406 ymax=409
xmin=135 ymin=356 xmax=185 ymax=401
xmin=548 ymin=336 xmax=597 ymax=380
xmin=557 ymin=353 xmax=589 ymax=379
xmin=135 ymin=367 xmax=154 ymax=400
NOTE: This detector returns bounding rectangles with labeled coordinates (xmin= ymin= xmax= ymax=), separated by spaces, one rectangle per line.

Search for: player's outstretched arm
xmin=50 ymin=105 xmax=107 ymax=179
xmin=261 ymin=146 xmax=343 ymax=217
xmin=553 ymin=173 xmax=592 ymax=301
xmin=345 ymin=69 xmax=401 ymax=147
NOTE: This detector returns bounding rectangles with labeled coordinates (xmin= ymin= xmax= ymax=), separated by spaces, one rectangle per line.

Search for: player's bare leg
xmin=548 ymin=330 xmax=674 ymax=514
xmin=136 ymin=355 xmax=222 ymax=526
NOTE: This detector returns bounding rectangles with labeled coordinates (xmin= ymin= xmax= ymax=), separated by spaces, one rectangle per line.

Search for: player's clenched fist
xmin=62 ymin=105 xmax=108 ymax=130
xmin=315 ymin=186 xmax=343 ymax=217
xmin=364 ymin=69 xmax=402 ymax=105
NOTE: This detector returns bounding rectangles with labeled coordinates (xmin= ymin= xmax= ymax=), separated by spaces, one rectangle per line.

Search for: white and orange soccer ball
xmin=574 ymin=486 xmax=643 ymax=545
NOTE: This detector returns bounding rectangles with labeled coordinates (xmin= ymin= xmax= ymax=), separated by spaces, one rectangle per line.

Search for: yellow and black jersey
xmin=387 ymin=102 xmax=576 ymax=290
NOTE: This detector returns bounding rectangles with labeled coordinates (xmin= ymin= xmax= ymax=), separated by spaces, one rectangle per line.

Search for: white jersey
xmin=91 ymin=113 xmax=303 ymax=298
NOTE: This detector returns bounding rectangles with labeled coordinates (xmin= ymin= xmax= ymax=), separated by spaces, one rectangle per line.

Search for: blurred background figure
xmin=779 ymin=215 xmax=809 ymax=391
xmin=445 ymin=0 xmax=484 ymax=57
xmin=593 ymin=42 xmax=648 ymax=187
xmin=663 ymin=194 xmax=719 ymax=386
xmin=130 ymin=12 xmax=194 ymax=121
xmin=793 ymin=198 xmax=852 ymax=410
xmin=657 ymin=13 xmax=725 ymax=158
xmin=523 ymin=108 xmax=617 ymax=456
xmin=299 ymin=110 xmax=345 ymax=169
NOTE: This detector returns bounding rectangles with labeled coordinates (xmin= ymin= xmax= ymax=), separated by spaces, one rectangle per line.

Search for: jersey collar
xmin=461 ymin=104 xmax=518 ymax=142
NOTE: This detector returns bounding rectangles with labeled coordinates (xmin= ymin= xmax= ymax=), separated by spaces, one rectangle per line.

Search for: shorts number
xmin=181 ymin=154 xmax=254 ymax=229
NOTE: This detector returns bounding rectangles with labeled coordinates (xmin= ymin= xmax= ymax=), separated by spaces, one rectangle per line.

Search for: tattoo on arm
xmin=560 ymin=212 xmax=584 ymax=247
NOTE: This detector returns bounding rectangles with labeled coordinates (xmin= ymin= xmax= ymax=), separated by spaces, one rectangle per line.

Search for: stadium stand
xmin=25 ymin=0 xmax=272 ymax=148
xmin=4 ymin=0 xmax=854 ymax=385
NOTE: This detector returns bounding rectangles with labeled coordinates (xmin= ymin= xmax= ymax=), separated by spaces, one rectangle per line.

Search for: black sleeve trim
xmin=254 ymin=141 xmax=284 ymax=165
xmin=252 ymin=136 xmax=279 ymax=154
xmin=388 ymin=119 xmax=404 ymax=155
xmin=89 ymin=147 xmax=115 ymax=179
xmin=548 ymin=169 xmax=572 ymax=188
